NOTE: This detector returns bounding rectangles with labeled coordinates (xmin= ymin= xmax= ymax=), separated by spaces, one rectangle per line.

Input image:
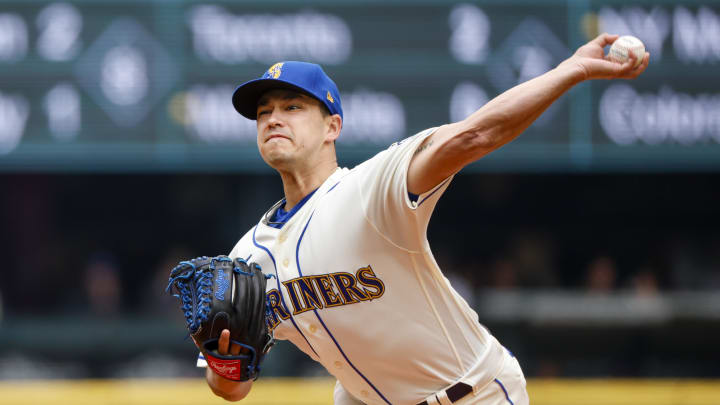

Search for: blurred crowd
xmin=1 ymin=172 xmax=719 ymax=379
xmin=1 ymin=172 xmax=719 ymax=318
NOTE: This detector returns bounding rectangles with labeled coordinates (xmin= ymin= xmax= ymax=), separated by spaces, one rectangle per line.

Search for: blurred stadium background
xmin=1 ymin=0 xmax=719 ymax=404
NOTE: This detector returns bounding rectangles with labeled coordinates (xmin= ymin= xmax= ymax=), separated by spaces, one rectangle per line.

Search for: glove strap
xmin=205 ymin=351 xmax=246 ymax=381
xmin=202 ymin=339 xmax=258 ymax=381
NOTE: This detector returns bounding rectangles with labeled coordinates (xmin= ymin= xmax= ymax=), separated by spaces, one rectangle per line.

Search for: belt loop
xmin=436 ymin=390 xmax=453 ymax=405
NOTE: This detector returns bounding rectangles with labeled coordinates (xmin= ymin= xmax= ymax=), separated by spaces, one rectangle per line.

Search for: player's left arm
xmin=407 ymin=33 xmax=649 ymax=195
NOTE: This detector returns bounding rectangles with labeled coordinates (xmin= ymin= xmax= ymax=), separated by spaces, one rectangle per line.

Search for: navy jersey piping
xmin=417 ymin=178 xmax=451 ymax=207
xmin=296 ymin=194 xmax=392 ymax=405
xmin=494 ymin=378 xmax=515 ymax=405
xmin=327 ymin=181 xmax=341 ymax=193
xmin=268 ymin=188 xmax=319 ymax=229
xmin=251 ymin=224 xmax=319 ymax=358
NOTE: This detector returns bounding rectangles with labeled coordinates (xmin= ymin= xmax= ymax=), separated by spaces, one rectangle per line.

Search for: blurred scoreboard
xmin=0 ymin=0 xmax=718 ymax=172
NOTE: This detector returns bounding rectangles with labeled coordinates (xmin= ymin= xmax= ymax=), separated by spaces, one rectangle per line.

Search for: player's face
xmin=255 ymin=89 xmax=333 ymax=170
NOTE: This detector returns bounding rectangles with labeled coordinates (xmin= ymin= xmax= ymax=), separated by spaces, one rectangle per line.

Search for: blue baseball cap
xmin=232 ymin=61 xmax=343 ymax=120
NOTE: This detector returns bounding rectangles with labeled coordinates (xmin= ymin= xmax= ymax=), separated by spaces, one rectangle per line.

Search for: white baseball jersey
xmin=224 ymin=128 xmax=506 ymax=404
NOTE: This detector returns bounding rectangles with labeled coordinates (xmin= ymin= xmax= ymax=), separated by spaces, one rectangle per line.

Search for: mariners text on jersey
xmin=266 ymin=265 xmax=386 ymax=329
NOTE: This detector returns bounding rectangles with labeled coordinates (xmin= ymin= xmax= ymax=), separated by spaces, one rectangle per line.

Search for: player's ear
xmin=325 ymin=114 xmax=342 ymax=143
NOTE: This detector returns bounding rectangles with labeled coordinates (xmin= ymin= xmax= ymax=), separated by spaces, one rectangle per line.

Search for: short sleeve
xmin=353 ymin=127 xmax=453 ymax=250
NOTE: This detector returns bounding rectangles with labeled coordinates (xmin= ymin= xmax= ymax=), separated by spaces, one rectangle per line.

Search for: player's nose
xmin=266 ymin=109 xmax=284 ymax=128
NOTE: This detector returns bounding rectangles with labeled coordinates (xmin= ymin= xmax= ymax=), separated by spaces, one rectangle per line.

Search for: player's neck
xmin=278 ymin=158 xmax=338 ymax=210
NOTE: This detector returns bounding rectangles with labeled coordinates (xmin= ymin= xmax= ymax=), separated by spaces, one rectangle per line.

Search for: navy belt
xmin=417 ymin=382 xmax=473 ymax=405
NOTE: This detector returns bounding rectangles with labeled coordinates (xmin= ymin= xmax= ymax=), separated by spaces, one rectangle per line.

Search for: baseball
xmin=609 ymin=35 xmax=646 ymax=68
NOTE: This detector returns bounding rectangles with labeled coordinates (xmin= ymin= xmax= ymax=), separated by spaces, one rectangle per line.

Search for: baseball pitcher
xmin=172 ymin=33 xmax=649 ymax=404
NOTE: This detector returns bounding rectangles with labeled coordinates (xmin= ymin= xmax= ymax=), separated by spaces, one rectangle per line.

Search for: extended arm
xmin=407 ymin=33 xmax=650 ymax=194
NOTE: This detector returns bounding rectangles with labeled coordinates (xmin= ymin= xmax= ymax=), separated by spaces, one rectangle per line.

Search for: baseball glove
xmin=166 ymin=255 xmax=275 ymax=381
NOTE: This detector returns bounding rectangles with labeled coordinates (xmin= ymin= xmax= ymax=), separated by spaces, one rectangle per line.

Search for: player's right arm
xmin=407 ymin=33 xmax=649 ymax=195
xmin=202 ymin=329 xmax=253 ymax=401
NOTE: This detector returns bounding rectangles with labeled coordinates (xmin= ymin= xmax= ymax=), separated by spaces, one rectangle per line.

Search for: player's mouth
xmin=265 ymin=134 xmax=290 ymax=142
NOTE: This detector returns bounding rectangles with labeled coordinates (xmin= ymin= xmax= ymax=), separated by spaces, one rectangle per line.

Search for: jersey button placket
xmin=333 ymin=360 xmax=342 ymax=370
xmin=309 ymin=324 xmax=317 ymax=333
xmin=282 ymin=258 xmax=289 ymax=268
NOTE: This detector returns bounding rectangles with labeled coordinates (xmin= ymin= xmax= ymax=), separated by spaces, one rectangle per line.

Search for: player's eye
xmin=257 ymin=110 xmax=270 ymax=116
xmin=287 ymin=105 xmax=300 ymax=111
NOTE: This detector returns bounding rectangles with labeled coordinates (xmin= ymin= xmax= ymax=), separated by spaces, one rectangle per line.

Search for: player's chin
xmin=260 ymin=149 xmax=295 ymax=169
xmin=260 ymin=140 xmax=288 ymax=155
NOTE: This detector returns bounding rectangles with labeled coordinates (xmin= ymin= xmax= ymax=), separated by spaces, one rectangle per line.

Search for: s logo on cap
xmin=267 ymin=62 xmax=284 ymax=79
